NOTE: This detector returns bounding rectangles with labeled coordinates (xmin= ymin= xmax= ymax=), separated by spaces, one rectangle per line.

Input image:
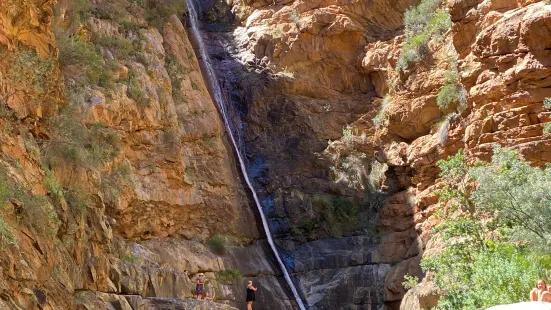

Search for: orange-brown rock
xmin=0 ymin=0 xmax=295 ymax=309
xmin=0 ymin=0 xmax=63 ymax=119
xmin=353 ymin=0 xmax=551 ymax=307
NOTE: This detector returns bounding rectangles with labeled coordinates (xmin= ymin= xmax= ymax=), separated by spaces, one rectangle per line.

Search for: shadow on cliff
xmin=182 ymin=1 xmax=411 ymax=309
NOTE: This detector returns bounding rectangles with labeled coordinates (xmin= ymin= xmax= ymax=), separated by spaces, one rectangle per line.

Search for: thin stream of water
xmin=185 ymin=1 xmax=307 ymax=309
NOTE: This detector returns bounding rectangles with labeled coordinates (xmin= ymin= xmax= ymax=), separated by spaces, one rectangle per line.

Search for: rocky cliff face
xmin=1 ymin=0 xmax=550 ymax=309
xmin=0 ymin=0 xmax=296 ymax=309
xmin=194 ymin=0 xmax=423 ymax=309
xmin=196 ymin=0 xmax=551 ymax=309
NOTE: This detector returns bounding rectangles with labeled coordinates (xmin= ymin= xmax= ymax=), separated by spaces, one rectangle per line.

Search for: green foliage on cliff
xmin=100 ymin=161 xmax=133 ymax=204
xmin=165 ymin=55 xmax=191 ymax=105
xmin=437 ymin=69 xmax=467 ymax=112
xmin=373 ymin=95 xmax=391 ymax=129
xmin=127 ymin=70 xmax=150 ymax=106
xmin=422 ymin=146 xmax=551 ymax=309
xmin=402 ymin=274 xmax=419 ymax=290
xmin=95 ymin=36 xmax=137 ymax=60
xmin=217 ymin=269 xmax=243 ymax=283
xmin=0 ymin=217 xmax=15 ymax=246
xmin=397 ymin=0 xmax=450 ymax=72
xmin=0 ymin=169 xmax=61 ymax=239
xmin=0 ymin=175 xmax=15 ymax=245
xmin=142 ymin=0 xmax=188 ymax=28
xmin=43 ymin=109 xmax=120 ymax=169
xmin=313 ymin=196 xmax=359 ymax=238
xmin=544 ymin=98 xmax=551 ymax=110
xmin=56 ymin=27 xmax=105 ymax=87
xmin=207 ymin=235 xmax=226 ymax=255
xmin=8 ymin=49 xmax=56 ymax=95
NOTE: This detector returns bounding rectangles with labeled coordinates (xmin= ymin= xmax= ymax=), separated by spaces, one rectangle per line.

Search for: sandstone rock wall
xmin=358 ymin=0 xmax=551 ymax=308
xmin=0 ymin=0 xmax=295 ymax=309
xmin=2 ymin=0 xmax=549 ymax=308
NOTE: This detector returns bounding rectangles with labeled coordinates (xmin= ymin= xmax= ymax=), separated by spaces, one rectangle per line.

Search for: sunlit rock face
xmin=1 ymin=0 xmax=549 ymax=309
xmin=0 ymin=0 xmax=294 ymax=309
xmin=360 ymin=0 xmax=551 ymax=308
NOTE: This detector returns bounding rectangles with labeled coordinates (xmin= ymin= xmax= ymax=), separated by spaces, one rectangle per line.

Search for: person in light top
xmin=195 ymin=273 xmax=205 ymax=300
xmin=530 ymin=279 xmax=551 ymax=302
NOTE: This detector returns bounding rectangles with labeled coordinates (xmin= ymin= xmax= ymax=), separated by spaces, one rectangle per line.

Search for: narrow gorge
xmin=0 ymin=0 xmax=550 ymax=310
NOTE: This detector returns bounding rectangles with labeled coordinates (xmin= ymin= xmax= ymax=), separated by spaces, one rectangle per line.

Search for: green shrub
xmin=0 ymin=169 xmax=60 ymax=237
xmin=544 ymin=123 xmax=551 ymax=134
xmin=207 ymin=235 xmax=226 ymax=255
xmin=397 ymin=0 xmax=450 ymax=72
xmin=403 ymin=0 xmax=444 ymax=36
xmin=165 ymin=55 xmax=191 ymax=105
xmin=101 ymin=161 xmax=132 ymax=204
xmin=44 ymin=169 xmax=63 ymax=197
xmin=216 ymin=269 xmax=243 ymax=283
xmin=120 ymin=20 xmax=144 ymax=33
xmin=0 ymin=172 xmax=8 ymax=205
xmin=437 ymin=70 xmax=467 ymax=111
xmin=303 ymin=220 xmax=314 ymax=232
xmin=64 ymin=187 xmax=90 ymax=217
xmin=289 ymin=9 xmax=300 ymax=26
xmin=0 ymin=175 xmax=14 ymax=245
xmin=544 ymin=98 xmax=551 ymax=110
xmin=397 ymin=32 xmax=430 ymax=71
xmin=90 ymin=2 xmax=126 ymax=20
xmin=313 ymin=196 xmax=359 ymax=238
xmin=162 ymin=128 xmax=180 ymax=147
xmin=127 ymin=70 xmax=150 ymax=107
xmin=0 ymin=217 xmax=16 ymax=246
xmin=424 ymin=146 xmax=551 ymax=309
xmin=55 ymin=27 xmax=103 ymax=86
xmin=423 ymin=242 xmax=551 ymax=310
xmin=43 ymin=109 xmax=120 ymax=169
xmin=130 ymin=0 xmax=146 ymax=7
xmin=468 ymin=146 xmax=551 ymax=241
xmin=145 ymin=0 xmax=188 ymax=28
xmin=8 ymin=49 xmax=55 ymax=95
xmin=96 ymin=36 xmax=137 ymax=59
xmin=58 ymin=0 xmax=90 ymax=27
xmin=121 ymin=248 xmax=142 ymax=264
xmin=373 ymin=95 xmax=391 ymax=129
xmin=402 ymin=274 xmax=419 ymax=290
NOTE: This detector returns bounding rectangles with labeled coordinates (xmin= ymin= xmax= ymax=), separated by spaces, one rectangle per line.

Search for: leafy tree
xmin=469 ymin=147 xmax=551 ymax=244
xmin=423 ymin=146 xmax=551 ymax=309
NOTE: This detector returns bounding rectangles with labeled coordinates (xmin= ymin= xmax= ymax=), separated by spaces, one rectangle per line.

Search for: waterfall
xmin=185 ymin=1 xmax=307 ymax=309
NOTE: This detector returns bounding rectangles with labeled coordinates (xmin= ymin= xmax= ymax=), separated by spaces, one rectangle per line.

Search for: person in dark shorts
xmin=246 ymin=280 xmax=257 ymax=310
xmin=195 ymin=273 xmax=205 ymax=300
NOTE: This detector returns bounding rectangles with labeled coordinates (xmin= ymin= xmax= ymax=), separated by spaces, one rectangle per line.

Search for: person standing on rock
xmin=195 ymin=273 xmax=205 ymax=300
xmin=246 ymin=280 xmax=257 ymax=310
